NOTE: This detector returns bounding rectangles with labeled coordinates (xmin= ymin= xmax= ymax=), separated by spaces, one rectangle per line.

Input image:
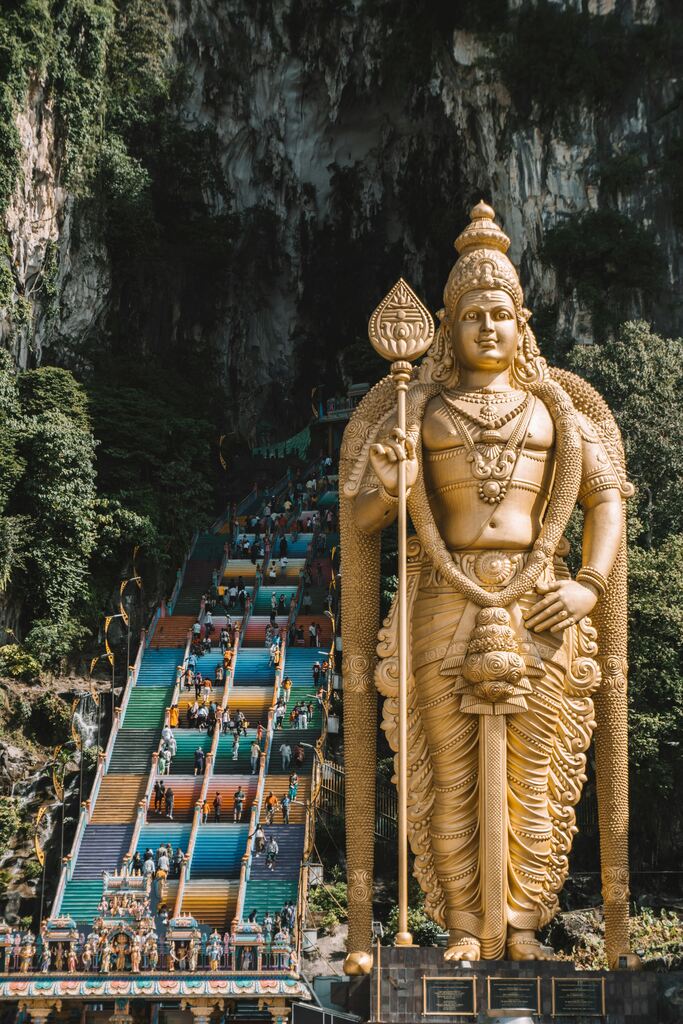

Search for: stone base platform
xmin=371 ymin=947 xmax=683 ymax=1023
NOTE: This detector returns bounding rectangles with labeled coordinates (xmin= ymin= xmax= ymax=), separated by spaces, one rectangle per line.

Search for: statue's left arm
xmin=525 ymin=411 xmax=623 ymax=633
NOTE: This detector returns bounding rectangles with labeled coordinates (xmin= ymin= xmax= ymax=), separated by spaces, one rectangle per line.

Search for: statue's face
xmin=452 ymin=288 xmax=518 ymax=373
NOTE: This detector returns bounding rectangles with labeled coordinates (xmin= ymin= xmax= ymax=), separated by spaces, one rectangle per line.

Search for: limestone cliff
xmin=1 ymin=0 xmax=680 ymax=437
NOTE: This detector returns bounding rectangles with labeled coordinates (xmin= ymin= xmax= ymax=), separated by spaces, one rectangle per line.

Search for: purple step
xmin=72 ymin=824 xmax=134 ymax=879
xmin=249 ymin=825 xmax=304 ymax=881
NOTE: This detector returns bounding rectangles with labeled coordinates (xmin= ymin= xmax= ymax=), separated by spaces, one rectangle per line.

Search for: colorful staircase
xmin=90 ymin=775 xmax=147 ymax=823
xmin=191 ymin=824 xmax=249 ymax=878
xmin=51 ymin=466 xmax=333 ymax=957
xmin=233 ymin=649 xmax=275 ymax=687
xmin=181 ymin=880 xmax=239 ymax=931
xmin=72 ymin=825 xmax=134 ymax=879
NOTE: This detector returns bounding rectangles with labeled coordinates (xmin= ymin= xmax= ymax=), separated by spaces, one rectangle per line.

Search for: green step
xmin=242 ymin=879 xmax=298 ymax=924
xmin=109 ymin=728 xmax=158 ymax=773
xmin=59 ymin=879 xmax=104 ymax=925
xmin=122 ymin=686 xmax=174 ymax=728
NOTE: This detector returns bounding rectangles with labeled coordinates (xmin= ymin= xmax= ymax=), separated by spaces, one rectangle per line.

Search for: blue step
xmin=191 ymin=824 xmax=249 ymax=879
xmin=136 ymin=823 xmax=192 ymax=857
xmin=233 ymin=649 xmax=275 ymax=687
xmin=137 ymin=649 xmax=184 ymax=687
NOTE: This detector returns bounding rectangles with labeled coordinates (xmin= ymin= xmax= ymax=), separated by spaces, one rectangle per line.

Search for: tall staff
xmin=368 ymin=279 xmax=434 ymax=947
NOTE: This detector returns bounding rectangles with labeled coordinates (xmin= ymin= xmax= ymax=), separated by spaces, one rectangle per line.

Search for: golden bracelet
xmin=576 ymin=565 xmax=609 ymax=598
xmin=378 ymin=486 xmax=399 ymax=508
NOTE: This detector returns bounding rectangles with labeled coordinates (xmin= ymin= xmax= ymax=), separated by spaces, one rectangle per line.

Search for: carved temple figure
xmin=341 ymin=203 xmax=634 ymax=969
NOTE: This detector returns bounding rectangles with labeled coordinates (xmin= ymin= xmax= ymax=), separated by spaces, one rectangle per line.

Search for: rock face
xmin=2 ymin=0 xmax=681 ymax=434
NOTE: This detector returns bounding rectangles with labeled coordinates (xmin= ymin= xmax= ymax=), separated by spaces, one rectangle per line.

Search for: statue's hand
xmin=369 ymin=428 xmax=418 ymax=497
xmin=523 ymin=580 xmax=598 ymax=634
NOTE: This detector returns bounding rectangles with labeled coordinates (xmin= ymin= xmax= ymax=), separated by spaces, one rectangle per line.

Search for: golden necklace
xmin=440 ymin=393 xmax=533 ymax=504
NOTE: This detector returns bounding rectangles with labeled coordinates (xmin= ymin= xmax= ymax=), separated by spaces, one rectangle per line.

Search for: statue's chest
xmin=422 ymin=396 xmax=554 ymax=454
xmin=422 ymin=396 xmax=554 ymax=505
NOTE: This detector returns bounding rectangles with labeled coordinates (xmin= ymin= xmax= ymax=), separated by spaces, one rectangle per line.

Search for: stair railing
xmin=122 ymin=799 xmax=148 ymax=873
xmin=167 ymin=528 xmax=200 ymax=616
xmin=165 ymin=630 xmax=191 ymax=726
xmin=183 ymin=800 xmax=203 ymax=885
xmin=239 ymin=642 xmax=285 ymax=904
xmin=295 ymin=860 xmax=310 ymax=966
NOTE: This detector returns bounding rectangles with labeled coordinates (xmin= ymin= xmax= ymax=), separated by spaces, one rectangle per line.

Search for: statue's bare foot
xmin=507 ymin=929 xmax=555 ymax=961
xmin=444 ymin=931 xmax=480 ymax=961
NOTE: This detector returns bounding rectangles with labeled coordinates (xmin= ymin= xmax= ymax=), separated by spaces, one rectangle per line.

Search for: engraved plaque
xmin=552 ymin=977 xmax=605 ymax=1016
xmin=423 ymin=976 xmax=477 ymax=1016
xmin=488 ymin=976 xmax=540 ymax=1013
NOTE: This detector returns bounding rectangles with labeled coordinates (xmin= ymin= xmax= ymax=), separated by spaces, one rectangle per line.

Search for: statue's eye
xmin=495 ymin=309 xmax=512 ymax=320
xmin=463 ymin=311 xmax=479 ymax=320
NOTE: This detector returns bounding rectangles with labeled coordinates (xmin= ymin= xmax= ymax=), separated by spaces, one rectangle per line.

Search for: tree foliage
xmin=565 ymin=322 xmax=683 ymax=864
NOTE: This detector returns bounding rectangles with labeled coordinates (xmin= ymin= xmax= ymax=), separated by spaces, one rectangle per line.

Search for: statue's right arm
xmin=352 ymin=430 xmax=419 ymax=534
xmin=353 ymin=485 xmax=399 ymax=534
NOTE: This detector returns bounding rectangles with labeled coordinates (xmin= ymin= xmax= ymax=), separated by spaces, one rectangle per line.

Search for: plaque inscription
xmin=488 ymin=976 xmax=540 ymax=1013
xmin=552 ymin=977 xmax=606 ymax=1016
xmin=422 ymin=976 xmax=477 ymax=1017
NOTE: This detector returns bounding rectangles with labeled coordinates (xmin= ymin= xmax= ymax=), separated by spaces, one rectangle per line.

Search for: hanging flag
xmin=71 ymin=698 xmax=82 ymax=749
xmin=218 ymin=434 xmax=227 ymax=471
xmin=52 ymin=747 xmax=64 ymax=802
xmin=311 ymin=387 xmax=319 ymax=419
xmin=104 ymin=616 xmax=115 ymax=665
xmin=34 ymin=805 xmax=48 ymax=867
xmin=119 ymin=580 xmax=129 ymax=626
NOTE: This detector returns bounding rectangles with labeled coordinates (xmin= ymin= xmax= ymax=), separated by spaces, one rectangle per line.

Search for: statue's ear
xmin=520 ymin=307 xmax=532 ymax=323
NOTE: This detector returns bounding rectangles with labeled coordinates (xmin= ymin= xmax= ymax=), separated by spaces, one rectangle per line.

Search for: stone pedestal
xmin=371 ymin=947 xmax=682 ymax=1024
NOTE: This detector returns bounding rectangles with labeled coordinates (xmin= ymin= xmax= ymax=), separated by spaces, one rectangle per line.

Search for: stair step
xmin=191 ymin=824 xmax=249 ymax=879
xmin=242 ymin=879 xmax=299 ymax=926
xmin=249 ymin=825 xmax=304 ymax=881
xmin=58 ymin=880 xmax=104 ymax=925
xmin=72 ymin=824 xmax=133 ymax=879
xmin=91 ymin=774 xmax=147 ymax=823
xmin=181 ymin=880 xmax=239 ymax=931
xmin=109 ymin=729 xmax=160 ymax=773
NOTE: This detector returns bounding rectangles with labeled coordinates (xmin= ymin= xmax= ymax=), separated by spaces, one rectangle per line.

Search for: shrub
xmin=0 ymin=644 xmax=41 ymax=681
xmin=30 ymin=691 xmax=71 ymax=745
xmin=23 ymin=859 xmax=43 ymax=882
xmin=0 ymin=798 xmax=21 ymax=857
xmin=307 ymin=880 xmax=348 ymax=933
xmin=384 ymin=904 xmax=442 ymax=946
xmin=24 ymin=618 xmax=90 ymax=671
xmin=10 ymin=694 xmax=31 ymax=728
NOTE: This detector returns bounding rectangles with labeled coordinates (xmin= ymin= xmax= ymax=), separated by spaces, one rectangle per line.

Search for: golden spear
xmin=368 ymin=278 xmax=434 ymax=947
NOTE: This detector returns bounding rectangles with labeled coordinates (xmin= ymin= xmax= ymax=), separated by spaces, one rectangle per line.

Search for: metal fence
xmin=320 ymin=760 xmax=397 ymax=841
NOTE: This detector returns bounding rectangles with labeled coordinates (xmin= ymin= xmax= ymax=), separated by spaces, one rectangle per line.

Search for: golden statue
xmin=341 ymin=202 xmax=634 ymax=970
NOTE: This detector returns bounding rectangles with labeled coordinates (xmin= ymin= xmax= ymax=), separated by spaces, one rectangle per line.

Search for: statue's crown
xmin=454 ymin=200 xmax=511 ymax=256
xmin=444 ymin=201 xmax=523 ymax=316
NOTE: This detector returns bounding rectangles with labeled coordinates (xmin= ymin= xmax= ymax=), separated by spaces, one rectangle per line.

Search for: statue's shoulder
xmin=549 ymin=366 xmax=633 ymax=496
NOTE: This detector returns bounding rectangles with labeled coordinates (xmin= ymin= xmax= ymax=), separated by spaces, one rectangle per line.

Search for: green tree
xmin=567 ymin=321 xmax=683 ymax=544
xmin=565 ymin=322 xmax=683 ymax=865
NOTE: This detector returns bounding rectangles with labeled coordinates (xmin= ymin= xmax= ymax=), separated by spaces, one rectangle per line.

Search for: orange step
xmin=225 ymin=688 xmax=273 ymax=728
xmin=262 ymin=775 xmax=310 ymax=824
xmin=147 ymin=777 xmax=203 ymax=822
xmin=181 ymin=879 xmax=239 ymax=930
xmin=91 ymin=775 xmax=147 ymax=824
xmin=222 ymin=560 xmax=257 ymax=581
xmin=291 ymin=615 xmax=332 ymax=647
xmin=151 ymin=615 xmax=194 ymax=649
xmin=177 ymin=688 xmax=225 ymax=726
xmin=200 ymin=776 xmax=258 ymax=818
